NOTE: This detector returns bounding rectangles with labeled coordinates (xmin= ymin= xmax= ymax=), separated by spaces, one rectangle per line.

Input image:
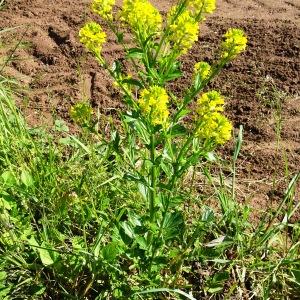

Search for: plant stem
xmin=107 ymin=21 xmax=146 ymax=86
xmin=153 ymin=0 xmax=188 ymax=63
xmin=232 ymin=159 xmax=236 ymax=201
xmin=149 ymin=133 xmax=156 ymax=222
xmin=148 ymin=131 xmax=196 ymax=272
xmin=173 ymin=60 xmax=227 ymax=123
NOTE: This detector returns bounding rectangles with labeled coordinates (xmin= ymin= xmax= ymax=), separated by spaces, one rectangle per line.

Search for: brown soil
xmin=0 ymin=0 xmax=299 ymax=218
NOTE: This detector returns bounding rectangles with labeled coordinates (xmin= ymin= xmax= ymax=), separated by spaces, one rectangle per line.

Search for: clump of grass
xmin=257 ymin=76 xmax=292 ymax=188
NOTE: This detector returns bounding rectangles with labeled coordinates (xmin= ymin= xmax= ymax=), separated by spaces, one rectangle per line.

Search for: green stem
xmin=173 ymin=59 xmax=227 ymax=124
xmin=153 ymin=0 xmax=188 ymax=63
xmin=149 ymin=133 xmax=156 ymax=222
xmin=95 ymin=55 xmax=139 ymax=111
xmin=173 ymin=43 xmax=240 ymax=122
xmin=232 ymin=159 xmax=236 ymax=201
xmin=107 ymin=21 xmax=146 ymax=86
xmin=148 ymin=130 xmax=196 ymax=272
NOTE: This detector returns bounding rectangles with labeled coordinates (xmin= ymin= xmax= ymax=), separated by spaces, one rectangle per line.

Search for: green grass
xmin=256 ymin=77 xmax=293 ymax=188
xmin=0 ymin=76 xmax=299 ymax=299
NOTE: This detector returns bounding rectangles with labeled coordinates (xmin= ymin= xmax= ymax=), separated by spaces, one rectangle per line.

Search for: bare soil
xmin=0 ymin=0 xmax=299 ymax=216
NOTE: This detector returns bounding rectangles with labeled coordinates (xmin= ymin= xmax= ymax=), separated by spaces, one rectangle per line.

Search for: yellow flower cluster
xmin=167 ymin=7 xmax=199 ymax=55
xmin=196 ymin=91 xmax=232 ymax=144
xmin=79 ymin=22 xmax=106 ymax=55
xmin=221 ymin=28 xmax=247 ymax=59
xmin=70 ymin=102 xmax=93 ymax=126
xmin=197 ymin=90 xmax=224 ymax=114
xmin=121 ymin=0 xmax=162 ymax=37
xmin=91 ymin=0 xmax=115 ymax=20
xmin=188 ymin=0 xmax=216 ymax=19
xmin=138 ymin=86 xmax=169 ymax=126
xmin=193 ymin=61 xmax=211 ymax=82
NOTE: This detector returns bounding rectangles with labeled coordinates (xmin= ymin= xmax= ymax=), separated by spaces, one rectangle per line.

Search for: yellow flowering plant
xmin=70 ymin=101 xmax=94 ymax=127
xmin=79 ymin=0 xmax=247 ymax=294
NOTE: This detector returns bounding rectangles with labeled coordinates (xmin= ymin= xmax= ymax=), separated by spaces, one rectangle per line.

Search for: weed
xmin=257 ymin=76 xmax=291 ymax=185
xmin=0 ymin=0 xmax=299 ymax=299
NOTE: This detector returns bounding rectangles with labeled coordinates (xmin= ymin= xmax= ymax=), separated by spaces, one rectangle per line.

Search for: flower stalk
xmin=79 ymin=0 xmax=247 ymax=280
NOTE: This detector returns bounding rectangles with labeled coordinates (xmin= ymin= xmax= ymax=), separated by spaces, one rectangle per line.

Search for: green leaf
xmin=124 ymin=173 xmax=147 ymax=185
xmin=60 ymin=137 xmax=78 ymax=147
xmin=134 ymin=121 xmax=150 ymax=145
xmin=31 ymin=285 xmax=46 ymax=296
xmin=29 ymin=237 xmax=55 ymax=266
xmin=138 ymin=183 xmax=148 ymax=200
xmin=134 ymin=288 xmax=197 ymax=300
xmin=164 ymin=70 xmax=182 ymax=81
xmin=102 ymin=242 xmax=120 ymax=262
xmin=193 ymin=74 xmax=202 ymax=90
xmin=163 ymin=211 xmax=184 ymax=241
xmin=136 ymin=236 xmax=148 ymax=250
xmin=0 ymin=271 xmax=6 ymax=281
xmin=292 ymin=269 xmax=300 ymax=283
xmin=170 ymin=124 xmax=187 ymax=137
xmin=122 ymin=78 xmax=143 ymax=88
xmin=72 ymin=236 xmax=85 ymax=250
xmin=126 ymin=48 xmax=143 ymax=59
xmin=127 ymin=210 xmax=142 ymax=227
xmin=38 ymin=242 xmax=55 ymax=266
xmin=142 ymin=34 xmax=156 ymax=48
xmin=111 ymin=60 xmax=122 ymax=75
xmin=205 ymin=236 xmax=233 ymax=248
xmin=0 ymin=286 xmax=11 ymax=298
xmin=170 ymin=196 xmax=186 ymax=208
xmin=29 ymin=235 xmax=39 ymax=250
xmin=21 ymin=169 xmax=34 ymax=187
xmin=0 ymin=198 xmax=11 ymax=210
xmin=205 ymin=151 xmax=216 ymax=162
xmin=124 ymin=115 xmax=150 ymax=145
xmin=54 ymin=119 xmax=69 ymax=132
xmin=116 ymin=32 xmax=124 ymax=43
xmin=176 ymin=109 xmax=190 ymax=120
xmin=111 ymin=130 xmax=120 ymax=151
xmin=206 ymin=285 xmax=223 ymax=294
xmin=201 ymin=206 xmax=215 ymax=222
xmin=160 ymin=162 xmax=173 ymax=178
xmin=120 ymin=221 xmax=135 ymax=239
xmin=233 ymin=125 xmax=243 ymax=161
xmin=1 ymin=170 xmax=17 ymax=187
xmin=206 ymin=271 xmax=229 ymax=294
xmin=213 ymin=271 xmax=230 ymax=282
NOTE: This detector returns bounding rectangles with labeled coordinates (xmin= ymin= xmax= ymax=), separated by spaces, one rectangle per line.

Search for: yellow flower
xmin=138 ymin=86 xmax=169 ymax=126
xmin=70 ymin=102 xmax=93 ymax=126
xmin=197 ymin=112 xmax=232 ymax=144
xmin=121 ymin=0 xmax=162 ymax=38
xmin=91 ymin=0 xmax=115 ymax=20
xmin=196 ymin=91 xmax=232 ymax=144
xmin=79 ymin=22 xmax=106 ymax=55
xmin=221 ymin=28 xmax=247 ymax=59
xmin=193 ymin=61 xmax=211 ymax=82
xmin=167 ymin=7 xmax=199 ymax=55
xmin=188 ymin=0 xmax=216 ymax=19
xmin=197 ymin=90 xmax=224 ymax=115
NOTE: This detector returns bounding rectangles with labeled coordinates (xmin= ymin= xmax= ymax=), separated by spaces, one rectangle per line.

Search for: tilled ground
xmin=0 ymin=0 xmax=299 ymax=216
